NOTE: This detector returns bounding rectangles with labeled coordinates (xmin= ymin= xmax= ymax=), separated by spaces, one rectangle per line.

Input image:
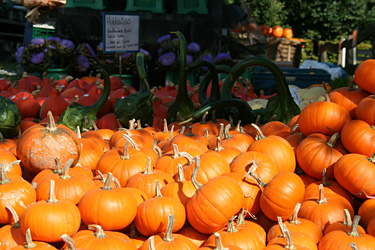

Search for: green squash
xmin=0 ymin=96 xmax=21 ymax=138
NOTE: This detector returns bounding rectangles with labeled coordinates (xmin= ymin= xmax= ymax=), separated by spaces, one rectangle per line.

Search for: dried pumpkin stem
xmin=102 ymin=172 xmax=113 ymax=190
xmin=0 ymin=163 xmax=10 ymax=185
xmin=327 ymin=132 xmax=340 ymax=147
xmin=122 ymin=134 xmax=139 ymax=150
xmin=143 ymin=157 xmax=153 ymax=175
xmin=247 ymin=166 xmax=266 ymax=188
xmin=366 ymin=152 xmax=375 ymax=164
xmin=251 ymin=123 xmax=266 ymax=140
xmin=148 ymin=235 xmax=156 ymax=250
xmin=162 ymin=119 xmax=169 ymax=133
xmin=282 ymin=225 xmax=297 ymax=250
xmin=5 ymin=204 xmax=20 ymax=228
xmin=61 ymin=234 xmax=77 ymax=250
xmin=129 ymin=119 xmax=136 ymax=130
xmin=227 ymin=216 xmax=238 ymax=233
xmin=76 ymin=126 xmax=82 ymax=138
xmin=290 ymin=203 xmax=301 ymax=225
xmin=214 ymin=232 xmax=229 ymax=250
xmin=60 ymin=158 xmax=74 ymax=180
xmin=53 ymin=158 xmax=63 ymax=174
xmin=177 ymin=164 xmax=186 ymax=181
xmin=47 ymin=179 xmax=58 ymax=203
xmin=347 ymin=215 xmax=361 ymax=237
xmin=154 ymin=180 xmax=162 ymax=198
xmin=90 ymin=119 xmax=99 ymax=131
xmin=24 ymin=228 xmax=37 ymax=249
xmin=46 ymin=111 xmax=57 ymax=132
xmin=321 ymin=168 xmax=331 ymax=186
xmin=317 ymin=184 xmax=327 ymax=204
xmin=218 ymin=123 xmax=225 ymax=138
xmin=88 ymin=225 xmax=107 ymax=239
xmin=215 ymin=137 xmax=224 ymax=152
xmin=172 ymin=144 xmax=180 ymax=158
xmin=120 ymin=141 xmax=130 ymax=160
xmin=191 ymin=156 xmax=203 ymax=190
xmin=343 ymin=208 xmax=353 ymax=226
xmin=278 ymin=217 xmax=287 ymax=238
xmin=224 ymin=124 xmax=232 ymax=139
xmin=350 ymin=243 xmax=359 ymax=250
xmin=163 ymin=214 xmax=175 ymax=242
xmin=235 ymin=120 xmax=242 ymax=131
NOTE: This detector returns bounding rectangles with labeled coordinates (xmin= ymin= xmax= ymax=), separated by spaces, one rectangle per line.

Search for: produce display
xmin=1 ymin=31 xmax=375 ymax=250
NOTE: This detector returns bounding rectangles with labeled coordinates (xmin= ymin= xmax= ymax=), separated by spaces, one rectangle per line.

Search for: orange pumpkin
xmin=340 ymin=120 xmax=375 ymax=157
xmin=11 ymin=228 xmax=57 ymax=250
xmin=272 ymin=26 xmax=284 ymax=38
xmin=356 ymin=94 xmax=375 ymax=125
xmin=354 ymin=59 xmax=375 ymax=94
xmin=282 ymin=28 xmax=293 ymax=39
xmin=0 ymin=205 xmax=26 ymax=250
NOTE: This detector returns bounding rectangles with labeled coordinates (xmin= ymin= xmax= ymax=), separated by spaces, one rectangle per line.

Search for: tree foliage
xmin=243 ymin=0 xmax=375 ymax=40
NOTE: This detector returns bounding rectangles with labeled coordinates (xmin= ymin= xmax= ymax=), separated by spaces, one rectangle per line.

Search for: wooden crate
xmin=267 ymin=37 xmax=302 ymax=68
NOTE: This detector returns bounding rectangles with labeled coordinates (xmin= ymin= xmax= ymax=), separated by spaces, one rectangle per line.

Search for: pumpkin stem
xmin=102 ymin=172 xmax=113 ymax=190
xmin=163 ymin=214 xmax=175 ymax=242
xmin=53 ymin=158 xmax=64 ymax=174
xmin=153 ymin=140 xmax=162 ymax=158
xmin=185 ymin=126 xmax=194 ymax=137
xmin=3 ymin=160 xmax=21 ymax=173
xmin=128 ymin=223 xmax=139 ymax=239
xmin=143 ymin=157 xmax=153 ymax=175
xmin=317 ymin=184 xmax=327 ymax=204
xmin=136 ymin=119 xmax=143 ymax=129
xmin=45 ymin=111 xmax=57 ymax=132
xmin=162 ymin=119 xmax=169 ymax=133
xmin=129 ymin=119 xmax=136 ymax=130
xmin=122 ymin=133 xmax=139 ymax=150
xmin=172 ymin=144 xmax=180 ymax=158
xmin=177 ymin=164 xmax=186 ymax=181
xmin=168 ymin=125 xmax=175 ymax=140
xmin=290 ymin=123 xmax=299 ymax=134
xmin=235 ymin=120 xmax=242 ymax=131
xmin=191 ymin=156 xmax=203 ymax=190
xmin=350 ymin=243 xmax=359 ymax=250
xmin=290 ymin=203 xmax=301 ymax=225
xmin=61 ymin=234 xmax=77 ymax=250
xmin=224 ymin=124 xmax=232 ymax=139
xmin=326 ymin=132 xmax=340 ymax=147
xmin=89 ymin=120 xmax=99 ymax=131
xmin=148 ymin=235 xmax=156 ymax=250
xmin=47 ymin=179 xmax=58 ymax=203
xmin=154 ymin=179 xmax=162 ymax=197
xmin=215 ymin=137 xmax=224 ymax=152
xmin=24 ymin=228 xmax=37 ymax=249
xmin=120 ymin=141 xmax=131 ymax=160
xmin=343 ymin=209 xmax=353 ymax=226
xmin=247 ymin=162 xmax=266 ymax=189
xmin=237 ymin=207 xmax=257 ymax=223
xmin=321 ymin=168 xmax=331 ymax=186
xmin=179 ymin=126 xmax=186 ymax=135
xmin=60 ymin=158 xmax=74 ymax=180
xmin=227 ymin=216 xmax=238 ymax=233
xmin=201 ymin=111 xmax=209 ymax=124
xmin=214 ymin=232 xmax=229 ymax=250
xmin=5 ymin=204 xmax=20 ymax=228
xmin=282 ymin=225 xmax=297 ymax=250
xmin=366 ymin=152 xmax=375 ymax=164
xmin=251 ymin=123 xmax=266 ymax=140
xmin=347 ymin=215 xmax=361 ymax=237
xmin=218 ymin=123 xmax=225 ymax=138
xmin=277 ymin=217 xmax=287 ymax=238
xmin=88 ymin=225 xmax=107 ymax=239
xmin=204 ymin=128 xmax=209 ymax=139
xmin=76 ymin=126 xmax=82 ymax=138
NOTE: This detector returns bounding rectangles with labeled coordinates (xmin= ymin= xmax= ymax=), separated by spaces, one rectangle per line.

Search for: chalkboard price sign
xmin=103 ymin=12 xmax=140 ymax=53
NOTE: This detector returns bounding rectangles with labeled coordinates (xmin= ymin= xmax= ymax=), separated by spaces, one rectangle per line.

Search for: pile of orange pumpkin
xmin=1 ymin=59 xmax=375 ymax=249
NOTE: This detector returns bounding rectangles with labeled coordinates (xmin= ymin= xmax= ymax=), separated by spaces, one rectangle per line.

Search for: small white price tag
xmin=289 ymin=87 xmax=302 ymax=105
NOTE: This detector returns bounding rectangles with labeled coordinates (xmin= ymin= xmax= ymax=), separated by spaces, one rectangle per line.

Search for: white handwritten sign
xmin=103 ymin=13 xmax=140 ymax=53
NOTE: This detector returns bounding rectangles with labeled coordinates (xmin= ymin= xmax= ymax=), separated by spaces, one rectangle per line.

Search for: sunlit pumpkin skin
xmin=328 ymin=81 xmax=369 ymax=119
xmin=135 ymin=185 xmax=186 ymax=237
xmin=261 ymin=121 xmax=291 ymax=139
xmin=267 ymin=230 xmax=317 ymax=250
xmin=248 ymin=125 xmax=296 ymax=173
xmin=318 ymin=216 xmax=375 ymax=250
xmin=0 ymin=167 xmax=36 ymax=225
xmin=354 ymin=59 xmax=375 ymax=94
xmin=296 ymin=133 xmax=347 ymax=180
xmin=20 ymin=181 xmax=81 ymax=243
xmin=258 ymin=172 xmax=305 ymax=221
xmin=340 ymin=120 xmax=375 ymax=157
xmin=78 ymin=174 xmax=138 ymax=231
xmin=0 ymin=205 xmax=26 ymax=250
xmin=298 ymin=101 xmax=351 ymax=136
xmin=272 ymin=26 xmax=284 ymax=38
xmin=324 ymin=209 xmax=366 ymax=235
xmin=358 ymin=199 xmax=375 ymax=229
xmin=63 ymin=225 xmax=137 ymax=250
xmin=0 ymin=149 xmax=22 ymax=176
xmin=175 ymin=225 xmax=210 ymax=248
xmin=11 ymin=230 xmax=57 ymax=250
xmin=356 ymin=94 xmax=375 ymax=125
xmin=367 ymin=217 xmax=375 ymax=237
xmin=334 ymin=153 xmax=375 ymax=199
xmin=187 ymin=174 xmax=244 ymax=234
xmin=283 ymin=28 xmax=293 ymax=39
xmin=16 ymin=111 xmax=80 ymax=175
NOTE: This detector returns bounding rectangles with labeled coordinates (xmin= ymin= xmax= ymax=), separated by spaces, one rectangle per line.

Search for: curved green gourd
xmin=114 ymin=52 xmax=154 ymax=127
xmin=166 ymin=31 xmax=196 ymax=123
xmin=221 ymin=57 xmax=300 ymax=124
xmin=57 ymin=68 xmax=111 ymax=132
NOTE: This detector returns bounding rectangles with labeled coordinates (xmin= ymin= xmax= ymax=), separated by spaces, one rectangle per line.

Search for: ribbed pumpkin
xmin=250 ymin=171 xmax=305 ymax=221
xmin=0 ymin=151 xmax=22 ymax=176
xmin=76 ymin=128 xmax=104 ymax=170
xmin=354 ymin=59 xmax=375 ymax=94
xmin=197 ymin=233 xmax=242 ymax=250
xmin=358 ymin=198 xmax=375 ymax=229
xmin=324 ymin=209 xmax=366 ymax=235
xmin=296 ymin=132 xmax=347 ymax=180
xmin=138 ymin=215 xmax=196 ymax=250
xmin=334 ymin=152 xmax=375 ymax=199
xmin=0 ymin=164 xmax=36 ymax=224
xmin=78 ymin=173 xmax=137 ymax=231
xmin=20 ymin=180 xmax=81 ymax=242
xmin=11 ymin=228 xmax=57 ymax=250
xmin=16 ymin=111 xmax=80 ymax=175
xmin=318 ymin=215 xmax=375 ymax=250
xmin=340 ymin=120 xmax=375 ymax=157
xmin=248 ymin=124 xmax=296 ymax=173
xmin=355 ymin=93 xmax=375 ymax=125
xmin=186 ymin=159 xmax=244 ymax=234
xmin=221 ymin=124 xmax=255 ymax=153
xmin=0 ymin=205 xmax=26 ymax=250
xmin=135 ymin=181 xmax=186 ymax=237
xmin=213 ymin=137 xmax=242 ymax=164
xmin=175 ymin=225 xmax=210 ymax=248
xmin=298 ymin=101 xmax=351 ymax=136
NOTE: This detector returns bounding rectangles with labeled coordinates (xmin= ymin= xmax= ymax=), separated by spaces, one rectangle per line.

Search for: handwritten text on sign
xmin=103 ymin=13 xmax=140 ymax=53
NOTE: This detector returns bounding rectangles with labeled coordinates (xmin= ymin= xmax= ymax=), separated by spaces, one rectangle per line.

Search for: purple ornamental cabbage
xmin=157 ymin=34 xmax=171 ymax=43
xmin=30 ymin=38 xmax=45 ymax=46
xmin=46 ymin=37 xmax=62 ymax=43
xmin=215 ymin=52 xmax=232 ymax=62
xmin=186 ymin=54 xmax=193 ymax=65
xmin=158 ymin=52 xmax=176 ymax=66
xmin=30 ymin=52 xmax=45 ymax=64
